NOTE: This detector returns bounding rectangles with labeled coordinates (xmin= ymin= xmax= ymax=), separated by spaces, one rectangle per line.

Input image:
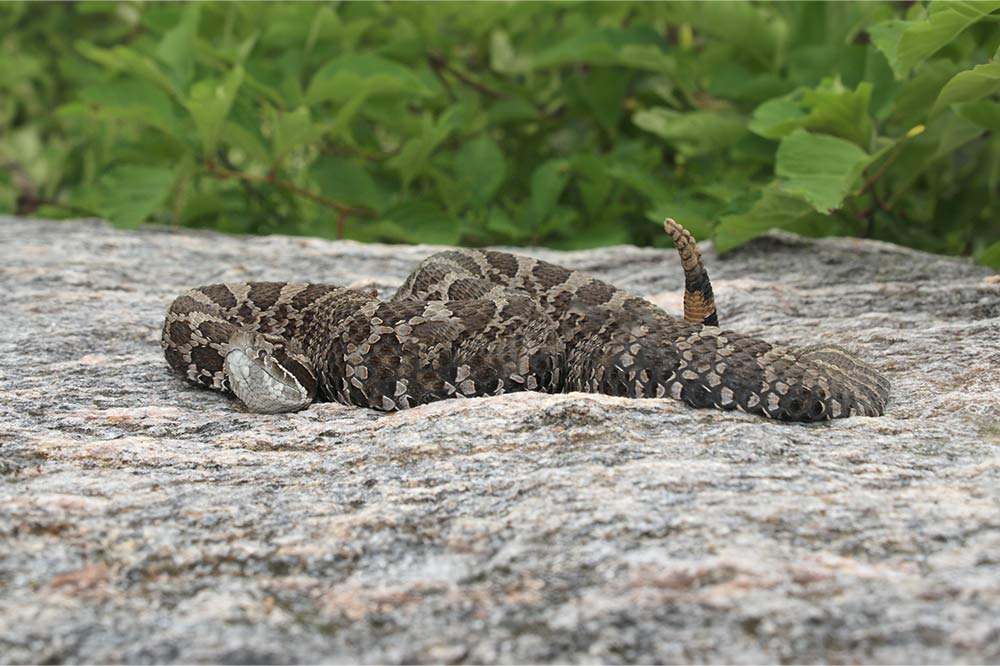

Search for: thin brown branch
xmin=855 ymin=146 xmax=904 ymax=199
xmin=427 ymin=51 xmax=508 ymax=100
xmin=204 ymin=161 xmax=377 ymax=218
xmin=336 ymin=210 xmax=347 ymax=240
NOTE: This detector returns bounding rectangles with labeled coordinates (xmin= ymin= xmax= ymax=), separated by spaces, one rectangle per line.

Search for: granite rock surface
xmin=1 ymin=216 xmax=998 ymax=664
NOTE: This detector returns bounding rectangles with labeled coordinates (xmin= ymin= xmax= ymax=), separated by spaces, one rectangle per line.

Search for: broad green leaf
xmin=871 ymin=2 xmax=1000 ymax=79
xmin=800 ymin=82 xmax=873 ymax=148
xmin=605 ymin=162 xmax=672 ymax=202
xmin=0 ymin=52 xmax=44 ymax=87
xmin=665 ymin=1 xmax=782 ymax=69
xmin=487 ymin=98 xmax=538 ymax=125
xmin=525 ymin=159 xmax=570 ymax=229
xmin=715 ymin=186 xmax=832 ymax=253
xmin=572 ymin=154 xmax=615 ymax=216
xmin=0 ymin=169 xmax=14 ymax=213
xmin=560 ymin=220 xmax=630 ymax=250
xmin=490 ymin=30 xmax=529 ymax=75
xmin=387 ymin=110 xmax=457 ymax=188
xmin=526 ymin=26 xmax=670 ymax=71
xmin=453 ymin=135 xmax=506 ymax=207
xmin=932 ymin=61 xmax=1000 ymax=117
xmin=956 ymin=100 xmax=1000 ymax=130
xmin=633 ymin=108 xmax=747 ymax=157
xmin=270 ymin=106 xmax=325 ymax=165
xmin=979 ymin=240 xmax=1000 ymax=270
xmin=933 ymin=111 xmax=988 ymax=159
xmin=787 ymin=45 xmax=842 ymax=88
xmin=155 ymin=4 xmax=199 ymax=92
xmin=775 ymin=129 xmax=871 ymax=212
xmin=710 ymin=63 xmax=795 ymax=104
xmin=76 ymin=42 xmax=179 ymax=100
xmin=867 ymin=20 xmax=909 ymax=79
xmin=310 ymin=156 xmax=381 ymax=209
xmin=892 ymin=59 xmax=961 ymax=128
xmin=220 ymin=122 xmax=271 ymax=165
xmin=568 ymin=67 xmax=629 ymax=132
xmin=77 ymin=79 xmax=180 ymax=136
xmin=485 ymin=206 xmax=530 ymax=241
xmin=749 ymin=95 xmax=809 ymax=139
xmin=750 ymin=82 xmax=873 ymax=147
xmin=94 ymin=165 xmax=175 ymax=229
xmin=186 ymin=67 xmax=244 ymax=156
xmin=377 ymin=200 xmax=459 ymax=245
xmin=305 ymin=54 xmax=432 ymax=105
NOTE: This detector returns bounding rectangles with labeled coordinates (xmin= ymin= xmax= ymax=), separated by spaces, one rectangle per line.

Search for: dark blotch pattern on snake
xmin=161 ymin=219 xmax=889 ymax=421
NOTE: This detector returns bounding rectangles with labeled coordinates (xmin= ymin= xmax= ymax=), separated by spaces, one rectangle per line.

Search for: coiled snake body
xmin=162 ymin=220 xmax=889 ymax=421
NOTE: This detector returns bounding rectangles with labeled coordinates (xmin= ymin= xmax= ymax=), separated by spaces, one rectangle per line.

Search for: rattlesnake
xmin=161 ymin=220 xmax=889 ymax=421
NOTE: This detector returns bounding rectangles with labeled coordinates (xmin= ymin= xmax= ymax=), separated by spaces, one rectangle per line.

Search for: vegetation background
xmin=2 ymin=1 xmax=999 ymax=268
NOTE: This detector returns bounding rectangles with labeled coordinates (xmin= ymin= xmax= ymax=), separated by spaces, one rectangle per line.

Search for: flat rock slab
xmin=1 ymin=216 xmax=998 ymax=664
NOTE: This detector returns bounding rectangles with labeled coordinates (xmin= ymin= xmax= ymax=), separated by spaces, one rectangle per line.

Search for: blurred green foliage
xmin=1 ymin=1 xmax=999 ymax=267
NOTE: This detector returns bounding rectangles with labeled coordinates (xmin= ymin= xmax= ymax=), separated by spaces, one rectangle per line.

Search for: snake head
xmin=224 ymin=331 xmax=317 ymax=413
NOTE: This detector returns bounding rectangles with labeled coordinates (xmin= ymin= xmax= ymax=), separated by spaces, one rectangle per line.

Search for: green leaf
xmin=800 ymin=82 xmax=873 ymax=148
xmin=749 ymin=82 xmax=873 ymax=148
xmin=305 ymin=54 xmax=432 ymax=105
xmin=525 ymin=159 xmax=570 ymax=229
xmin=76 ymin=42 xmax=180 ymax=100
xmin=715 ymin=186 xmax=832 ymax=254
xmin=605 ymin=162 xmax=672 ymax=201
xmin=979 ymin=240 xmax=1000 ymax=270
xmin=572 ymin=154 xmax=615 ymax=216
xmin=378 ymin=200 xmax=459 ymax=245
xmin=956 ymin=100 xmax=1000 ymax=130
xmin=567 ymin=67 xmax=629 ymax=132
xmin=665 ymin=1 xmax=782 ymax=69
xmin=94 ymin=165 xmax=175 ymax=229
xmin=77 ymin=79 xmax=180 ymax=136
xmin=871 ymin=2 xmax=1000 ymax=79
xmin=0 ymin=170 xmax=14 ymax=213
xmin=748 ymin=95 xmax=809 ymax=140
xmin=891 ymin=59 xmax=961 ymax=128
xmin=932 ymin=61 xmax=1000 ymax=117
xmin=487 ymin=98 xmax=539 ymax=125
xmin=220 ymin=122 xmax=271 ymax=165
xmin=387 ymin=110 xmax=457 ymax=188
xmin=526 ymin=26 xmax=668 ymax=71
xmin=270 ymin=106 xmax=324 ymax=165
xmin=560 ymin=220 xmax=630 ymax=250
xmin=775 ymin=129 xmax=871 ymax=212
xmin=485 ymin=206 xmax=530 ymax=242
xmin=186 ymin=67 xmax=244 ymax=156
xmin=155 ymin=4 xmax=199 ymax=93
xmin=310 ymin=156 xmax=381 ymax=209
xmin=633 ymin=108 xmax=747 ymax=157
xmin=453 ymin=135 xmax=506 ymax=207
xmin=868 ymin=20 xmax=909 ymax=79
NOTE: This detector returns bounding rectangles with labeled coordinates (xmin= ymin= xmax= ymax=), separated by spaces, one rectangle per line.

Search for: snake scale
xmin=162 ymin=220 xmax=889 ymax=421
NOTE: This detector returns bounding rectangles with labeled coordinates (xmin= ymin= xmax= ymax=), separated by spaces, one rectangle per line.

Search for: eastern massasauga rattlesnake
xmin=162 ymin=219 xmax=889 ymax=421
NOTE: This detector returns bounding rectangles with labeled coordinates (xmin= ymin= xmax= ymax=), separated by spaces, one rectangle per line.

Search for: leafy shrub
xmin=1 ymin=1 xmax=998 ymax=268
